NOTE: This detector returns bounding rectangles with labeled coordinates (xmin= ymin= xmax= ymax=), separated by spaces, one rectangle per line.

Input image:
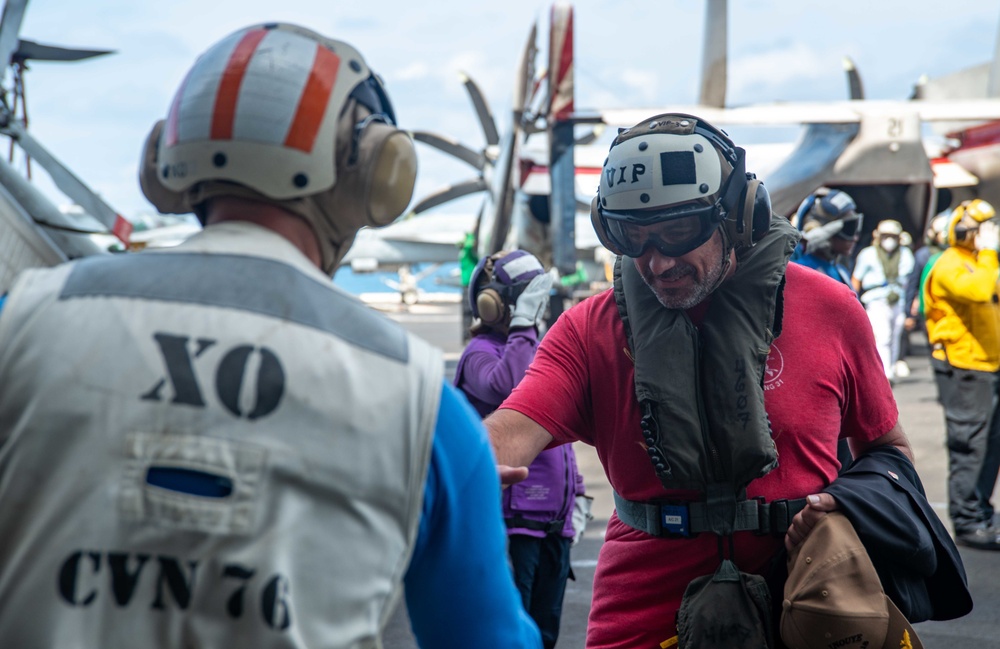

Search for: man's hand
xmin=499 ymin=464 xmax=529 ymax=489
xmin=784 ymin=492 xmax=838 ymax=552
xmin=509 ymin=273 xmax=554 ymax=330
xmin=976 ymin=220 xmax=1000 ymax=252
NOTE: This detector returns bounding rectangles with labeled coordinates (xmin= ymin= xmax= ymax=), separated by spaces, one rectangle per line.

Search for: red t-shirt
xmin=501 ymin=263 xmax=898 ymax=649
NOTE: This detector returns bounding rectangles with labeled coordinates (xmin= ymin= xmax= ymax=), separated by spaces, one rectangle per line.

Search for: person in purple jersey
xmin=454 ymin=249 xmax=587 ymax=649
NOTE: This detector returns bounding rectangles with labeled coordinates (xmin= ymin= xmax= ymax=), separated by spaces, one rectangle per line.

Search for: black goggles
xmin=598 ymin=149 xmax=747 ymax=258
xmin=833 ymin=211 xmax=864 ymax=240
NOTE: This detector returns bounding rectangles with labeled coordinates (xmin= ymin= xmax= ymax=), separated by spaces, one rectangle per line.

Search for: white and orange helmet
xmin=140 ymin=23 xmax=417 ymax=274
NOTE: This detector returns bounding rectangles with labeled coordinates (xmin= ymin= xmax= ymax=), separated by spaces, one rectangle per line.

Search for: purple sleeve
xmin=455 ymin=329 xmax=539 ymax=412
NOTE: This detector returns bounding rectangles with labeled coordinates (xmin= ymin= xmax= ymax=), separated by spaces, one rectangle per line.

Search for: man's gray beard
xmin=652 ymin=261 xmax=725 ymax=309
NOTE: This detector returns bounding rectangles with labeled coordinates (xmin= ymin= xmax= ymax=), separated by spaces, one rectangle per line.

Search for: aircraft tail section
xmin=699 ymin=0 xmax=727 ymax=108
xmin=913 ymin=8 xmax=1000 ymax=101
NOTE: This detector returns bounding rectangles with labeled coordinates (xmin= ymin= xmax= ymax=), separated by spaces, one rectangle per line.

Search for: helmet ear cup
xmin=139 ymin=120 xmax=192 ymax=215
xmin=329 ymin=120 xmax=416 ymax=229
xmin=727 ymin=176 xmax=771 ymax=251
xmin=794 ymin=192 xmax=819 ymax=232
xmin=590 ymin=195 xmax=625 ymax=256
xmin=476 ymin=288 xmax=508 ymax=325
xmin=747 ymin=178 xmax=772 ymax=243
xmin=948 ymin=207 xmax=973 ymax=247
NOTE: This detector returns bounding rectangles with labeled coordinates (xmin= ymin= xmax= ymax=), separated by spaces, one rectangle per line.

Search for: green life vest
xmin=612 ymin=215 xmax=800 ymax=535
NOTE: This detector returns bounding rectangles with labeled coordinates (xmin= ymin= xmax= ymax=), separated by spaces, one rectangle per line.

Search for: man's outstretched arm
xmin=485 ymin=408 xmax=554 ymax=486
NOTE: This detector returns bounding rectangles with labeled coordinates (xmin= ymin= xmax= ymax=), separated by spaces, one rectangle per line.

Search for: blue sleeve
xmin=404 ymin=382 xmax=541 ymax=649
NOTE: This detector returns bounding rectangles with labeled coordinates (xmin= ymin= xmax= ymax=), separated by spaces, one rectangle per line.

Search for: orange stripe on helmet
xmin=284 ymin=45 xmax=340 ymax=152
xmin=211 ymin=28 xmax=268 ymax=141
xmin=164 ymin=72 xmax=190 ymax=147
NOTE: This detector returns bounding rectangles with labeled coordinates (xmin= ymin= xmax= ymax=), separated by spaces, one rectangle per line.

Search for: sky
xmin=10 ymin=0 xmax=1000 ymax=224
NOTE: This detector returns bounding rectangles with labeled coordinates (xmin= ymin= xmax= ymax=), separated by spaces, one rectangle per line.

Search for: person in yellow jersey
xmin=924 ymin=198 xmax=1000 ymax=549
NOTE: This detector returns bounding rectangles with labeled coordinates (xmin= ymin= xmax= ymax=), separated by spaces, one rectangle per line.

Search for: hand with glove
xmin=975 ymin=220 xmax=1000 ymax=252
xmin=571 ymin=494 xmax=595 ymax=546
xmin=509 ymin=272 xmax=554 ymax=330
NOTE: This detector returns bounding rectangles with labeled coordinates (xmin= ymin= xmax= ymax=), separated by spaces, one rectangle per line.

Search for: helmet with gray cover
xmin=589 ymin=113 xmax=772 ymax=259
xmin=139 ymin=23 xmax=417 ymax=275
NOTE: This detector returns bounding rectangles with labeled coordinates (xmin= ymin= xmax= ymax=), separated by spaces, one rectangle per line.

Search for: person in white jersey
xmin=0 ymin=23 xmax=540 ymax=649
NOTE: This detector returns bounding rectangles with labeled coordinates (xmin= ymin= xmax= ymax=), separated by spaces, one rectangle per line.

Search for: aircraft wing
xmin=340 ymin=213 xmax=476 ymax=272
xmin=589 ymin=99 xmax=1000 ymax=128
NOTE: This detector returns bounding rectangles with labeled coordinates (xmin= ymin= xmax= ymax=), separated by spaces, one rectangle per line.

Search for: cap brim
xmin=883 ymin=596 xmax=923 ymax=649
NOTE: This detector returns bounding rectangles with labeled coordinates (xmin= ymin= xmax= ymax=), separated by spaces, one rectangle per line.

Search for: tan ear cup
xmin=590 ymin=195 xmax=625 ymax=255
xmin=332 ymin=120 xmax=416 ymax=229
xmin=365 ymin=126 xmax=417 ymax=226
xmin=138 ymin=120 xmax=192 ymax=215
xmin=476 ymin=288 xmax=507 ymax=325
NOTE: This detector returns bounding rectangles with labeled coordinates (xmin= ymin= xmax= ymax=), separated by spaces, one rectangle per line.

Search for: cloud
xmin=618 ymin=68 xmax=661 ymax=105
xmin=727 ymin=42 xmax=833 ymax=102
xmin=391 ymin=62 xmax=431 ymax=82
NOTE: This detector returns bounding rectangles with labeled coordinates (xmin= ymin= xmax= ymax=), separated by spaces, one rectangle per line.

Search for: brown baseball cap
xmin=781 ymin=512 xmax=923 ymax=649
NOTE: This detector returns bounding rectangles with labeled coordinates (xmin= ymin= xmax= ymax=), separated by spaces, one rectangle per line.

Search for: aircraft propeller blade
xmin=513 ymin=21 xmax=538 ymax=117
xmin=411 ymin=131 xmax=486 ymax=170
xmin=0 ymin=0 xmax=27 ymax=70
xmin=13 ymin=39 xmax=115 ymax=63
xmin=459 ymin=72 xmax=500 ymax=146
xmin=411 ymin=178 xmax=488 ymax=215
xmin=4 ymin=121 xmax=132 ymax=242
xmin=576 ymin=198 xmax=591 ymax=213
xmin=843 ymin=57 xmax=865 ymax=100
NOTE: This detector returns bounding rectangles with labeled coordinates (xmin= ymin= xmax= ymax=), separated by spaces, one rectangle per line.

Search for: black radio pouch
xmin=677 ymin=558 xmax=774 ymax=649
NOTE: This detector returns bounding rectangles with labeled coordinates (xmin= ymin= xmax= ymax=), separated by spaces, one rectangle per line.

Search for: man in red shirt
xmin=487 ymin=114 xmax=914 ymax=649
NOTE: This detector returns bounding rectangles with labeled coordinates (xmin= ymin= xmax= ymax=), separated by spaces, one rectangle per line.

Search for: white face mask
xmin=880 ymin=237 xmax=899 ymax=252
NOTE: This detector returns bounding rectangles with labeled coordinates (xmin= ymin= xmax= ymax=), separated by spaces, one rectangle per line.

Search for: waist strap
xmin=505 ymin=516 xmax=565 ymax=534
xmin=613 ymin=490 xmax=806 ymax=538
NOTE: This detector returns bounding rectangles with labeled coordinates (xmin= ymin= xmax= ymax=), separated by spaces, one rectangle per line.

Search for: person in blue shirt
xmin=790 ymin=188 xmax=864 ymax=288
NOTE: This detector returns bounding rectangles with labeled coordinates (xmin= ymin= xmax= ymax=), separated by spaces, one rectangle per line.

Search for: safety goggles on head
xmin=597 ymin=152 xmax=747 ymax=258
